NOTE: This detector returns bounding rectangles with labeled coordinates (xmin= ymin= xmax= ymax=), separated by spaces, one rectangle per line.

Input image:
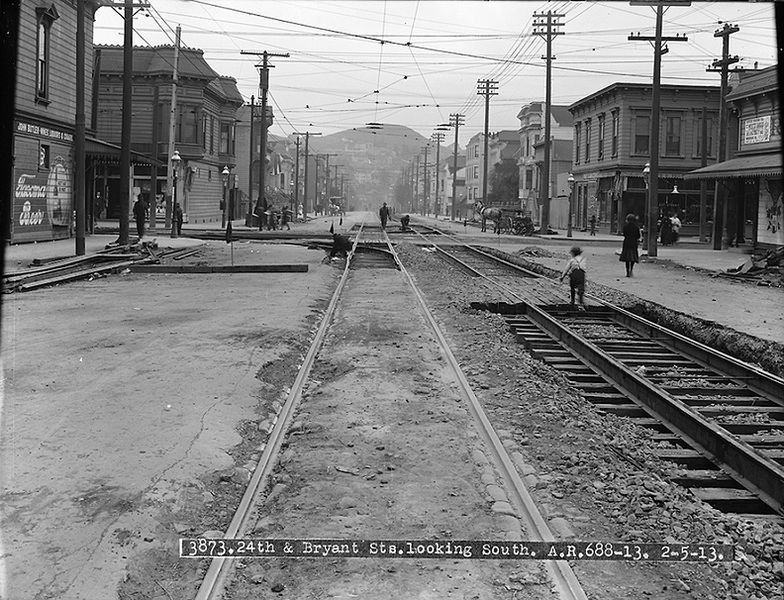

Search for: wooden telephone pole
xmin=241 ymin=50 xmax=289 ymax=230
xmin=629 ymin=1 xmax=689 ymax=257
xmin=476 ymin=79 xmax=498 ymax=208
xmin=449 ymin=113 xmax=465 ymax=221
xmin=707 ymin=23 xmax=742 ymax=250
xmin=533 ymin=10 xmax=564 ymax=234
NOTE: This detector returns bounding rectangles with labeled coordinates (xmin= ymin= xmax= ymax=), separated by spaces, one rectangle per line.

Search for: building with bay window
xmin=569 ymin=83 xmax=720 ymax=234
xmin=93 ymin=45 xmax=243 ymax=224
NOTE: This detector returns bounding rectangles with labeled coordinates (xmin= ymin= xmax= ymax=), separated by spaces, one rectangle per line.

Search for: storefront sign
xmin=15 ymin=120 xmax=74 ymax=142
xmin=741 ymin=115 xmax=780 ymax=148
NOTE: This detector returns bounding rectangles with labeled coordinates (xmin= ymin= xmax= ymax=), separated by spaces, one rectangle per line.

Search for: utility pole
xmin=246 ymin=95 xmax=254 ymax=226
xmin=414 ymin=155 xmax=420 ymax=214
xmin=241 ymin=50 xmax=289 ymax=230
xmin=476 ymin=79 xmax=498 ymax=207
xmin=118 ymin=0 xmax=135 ymax=244
xmin=629 ymin=1 xmax=688 ymax=257
xmin=321 ymin=153 xmax=339 ymax=204
xmin=432 ymin=128 xmax=447 ymax=217
xmin=165 ymin=25 xmax=180 ymax=231
xmin=294 ymin=134 xmax=300 ymax=215
xmin=75 ymin=0 xmax=86 ymax=254
xmin=293 ymin=131 xmax=320 ymax=216
xmin=533 ymin=10 xmax=564 ymax=234
xmin=699 ymin=105 xmax=708 ymax=242
xmin=450 ymin=113 xmax=464 ymax=221
xmin=421 ymin=145 xmax=430 ymax=216
xmin=707 ymin=22 xmax=741 ymax=250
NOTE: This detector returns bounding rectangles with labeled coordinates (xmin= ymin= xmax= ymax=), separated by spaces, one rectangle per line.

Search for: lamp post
xmin=642 ymin=162 xmax=652 ymax=251
xmin=221 ymin=165 xmax=230 ymax=228
xmin=567 ymin=173 xmax=575 ymax=238
xmin=170 ymin=150 xmax=181 ymax=238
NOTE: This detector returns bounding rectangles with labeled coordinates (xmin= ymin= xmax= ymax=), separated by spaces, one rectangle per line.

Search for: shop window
xmin=634 ymin=113 xmax=650 ymax=155
xmin=35 ymin=6 xmax=59 ymax=102
xmin=39 ymin=144 xmax=50 ymax=170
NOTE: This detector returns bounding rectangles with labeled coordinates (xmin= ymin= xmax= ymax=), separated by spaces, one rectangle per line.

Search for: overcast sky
xmin=93 ymin=1 xmax=778 ymax=144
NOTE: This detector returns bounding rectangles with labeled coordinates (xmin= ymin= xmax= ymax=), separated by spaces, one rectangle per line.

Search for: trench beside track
xmin=410 ymin=224 xmax=784 ymax=520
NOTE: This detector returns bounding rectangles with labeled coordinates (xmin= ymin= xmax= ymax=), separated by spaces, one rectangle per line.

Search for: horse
xmin=474 ymin=201 xmax=504 ymax=234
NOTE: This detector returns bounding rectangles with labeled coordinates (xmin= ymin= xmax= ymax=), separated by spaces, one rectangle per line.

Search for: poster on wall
xmin=12 ymin=156 xmax=72 ymax=242
xmin=758 ymin=178 xmax=784 ymax=247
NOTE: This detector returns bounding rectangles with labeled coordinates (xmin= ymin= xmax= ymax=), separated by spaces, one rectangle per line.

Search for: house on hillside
xmin=94 ymin=45 xmax=243 ymax=224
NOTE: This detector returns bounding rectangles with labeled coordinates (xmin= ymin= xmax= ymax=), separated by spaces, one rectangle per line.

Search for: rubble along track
xmin=413 ymin=228 xmax=784 ymax=520
xmin=192 ymin=224 xmax=588 ymax=600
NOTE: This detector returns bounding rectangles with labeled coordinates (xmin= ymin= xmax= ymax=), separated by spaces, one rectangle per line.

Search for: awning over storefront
xmin=684 ymin=153 xmax=782 ymax=180
xmin=85 ymin=137 xmax=163 ymax=166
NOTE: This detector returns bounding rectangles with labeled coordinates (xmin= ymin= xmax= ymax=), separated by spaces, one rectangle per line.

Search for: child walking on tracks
xmin=560 ymin=246 xmax=587 ymax=309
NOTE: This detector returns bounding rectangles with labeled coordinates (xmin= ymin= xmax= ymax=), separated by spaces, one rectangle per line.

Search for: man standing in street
xmin=133 ymin=196 xmax=146 ymax=240
xmin=379 ymin=202 xmax=390 ymax=230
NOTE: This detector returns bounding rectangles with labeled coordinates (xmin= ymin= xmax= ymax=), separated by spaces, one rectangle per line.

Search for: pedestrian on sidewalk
xmin=559 ymin=246 xmax=587 ymax=308
xmin=659 ymin=212 xmax=672 ymax=245
xmin=620 ymin=213 xmax=640 ymax=277
xmin=670 ymin=212 xmax=681 ymax=244
xmin=173 ymin=201 xmax=184 ymax=236
xmin=133 ymin=197 xmax=146 ymax=239
xmin=589 ymin=214 xmax=596 ymax=236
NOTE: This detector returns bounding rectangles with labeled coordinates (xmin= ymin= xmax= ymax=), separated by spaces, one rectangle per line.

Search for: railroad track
xmin=191 ymin=222 xmax=588 ymax=600
xmin=410 ymin=224 xmax=784 ymax=520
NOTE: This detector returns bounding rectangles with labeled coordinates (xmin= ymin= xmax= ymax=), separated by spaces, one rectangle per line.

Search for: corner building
xmin=11 ymin=1 xmax=100 ymax=243
xmin=569 ymin=83 xmax=720 ymax=235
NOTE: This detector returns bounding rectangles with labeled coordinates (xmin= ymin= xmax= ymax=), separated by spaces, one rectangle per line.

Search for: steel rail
xmin=194 ymin=223 xmax=366 ymax=600
xmin=411 ymin=222 xmax=784 ymax=404
xmin=382 ymin=231 xmax=588 ymax=600
xmin=407 ymin=227 xmax=784 ymax=515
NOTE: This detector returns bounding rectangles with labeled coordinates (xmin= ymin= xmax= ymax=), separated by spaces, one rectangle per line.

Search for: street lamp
xmin=170 ymin=150 xmax=181 ymax=238
xmin=642 ymin=162 xmax=651 ymax=251
xmin=221 ymin=165 xmax=230 ymax=228
xmin=567 ymin=173 xmax=575 ymax=238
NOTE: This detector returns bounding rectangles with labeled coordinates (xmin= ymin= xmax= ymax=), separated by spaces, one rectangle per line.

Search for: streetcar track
xmin=194 ymin=222 xmax=587 ymax=600
xmin=407 ymin=221 xmax=784 ymax=519
xmin=193 ymin=223 xmax=367 ymax=600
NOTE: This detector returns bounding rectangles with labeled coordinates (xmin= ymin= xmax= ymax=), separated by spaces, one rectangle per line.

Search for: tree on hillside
xmin=486 ymin=161 xmax=519 ymax=205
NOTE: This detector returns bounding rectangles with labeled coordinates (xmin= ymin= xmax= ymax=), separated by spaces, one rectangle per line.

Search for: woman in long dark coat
xmin=620 ymin=214 xmax=641 ymax=277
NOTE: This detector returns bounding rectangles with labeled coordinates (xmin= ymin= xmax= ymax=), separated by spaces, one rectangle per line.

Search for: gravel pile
xmin=396 ymin=241 xmax=784 ymax=600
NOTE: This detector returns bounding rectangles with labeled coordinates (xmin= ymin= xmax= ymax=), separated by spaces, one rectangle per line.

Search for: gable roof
xmin=96 ymin=45 xmax=219 ymax=81
xmin=725 ymin=65 xmax=778 ymax=102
